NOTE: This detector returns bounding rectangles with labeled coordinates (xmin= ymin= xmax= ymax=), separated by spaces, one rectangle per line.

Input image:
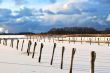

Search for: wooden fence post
xmin=38 ymin=43 xmax=44 ymax=62
xmin=90 ymin=51 xmax=96 ymax=73
xmin=107 ymin=38 xmax=109 ymax=46
xmin=69 ymin=37 xmax=70 ymax=44
xmin=58 ymin=37 xmax=60 ymax=43
xmin=3 ymin=39 xmax=4 ymax=45
xmin=81 ymin=37 xmax=82 ymax=44
xmin=48 ymin=37 xmax=51 ymax=42
xmin=5 ymin=39 xmax=7 ymax=46
xmin=44 ymin=37 xmax=45 ymax=42
xmin=0 ymin=38 xmax=1 ymax=44
xmin=90 ymin=38 xmax=91 ymax=45
xmin=10 ymin=39 xmax=14 ymax=48
xmin=53 ymin=37 xmax=54 ymax=43
xmin=16 ymin=39 xmax=19 ymax=50
xmin=61 ymin=46 xmax=65 ymax=69
xmin=98 ymin=38 xmax=100 ymax=45
xmin=32 ymin=42 xmax=37 ymax=58
xmin=74 ymin=37 xmax=75 ymax=44
xmin=50 ymin=43 xmax=56 ymax=65
xmin=27 ymin=40 xmax=32 ymax=56
xmin=33 ymin=36 xmax=34 ymax=41
xmin=21 ymin=40 xmax=24 ymax=51
xmin=69 ymin=48 xmax=76 ymax=73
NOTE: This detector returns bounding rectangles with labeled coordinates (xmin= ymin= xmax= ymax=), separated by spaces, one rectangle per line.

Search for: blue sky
xmin=0 ymin=0 xmax=110 ymax=33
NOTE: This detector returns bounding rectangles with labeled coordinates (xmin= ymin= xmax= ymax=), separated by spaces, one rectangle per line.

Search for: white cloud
xmin=16 ymin=18 xmax=24 ymax=23
xmin=106 ymin=14 xmax=110 ymax=22
xmin=0 ymin=27 xmax=8 ymax=33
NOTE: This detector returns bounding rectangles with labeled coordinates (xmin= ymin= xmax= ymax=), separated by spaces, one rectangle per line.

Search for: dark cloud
xmin=0 ymin=8 xmax=12 ymax=22
xmin=49 ymin=0 xmax=56 ymax=3
xmin=13 ymin=0 xmax=28 ymax=5
xmin=44 ymin=10 xmax=55 ymax=15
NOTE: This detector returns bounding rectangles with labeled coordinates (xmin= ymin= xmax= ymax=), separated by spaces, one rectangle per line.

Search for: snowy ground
xmin=0 ymin=35 xmax=110 ymax=73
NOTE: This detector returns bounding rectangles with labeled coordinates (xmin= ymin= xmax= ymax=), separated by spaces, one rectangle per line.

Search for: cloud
xmin=44 ymin=10 xmax=55 ymax=15
xmin=13 ymin=0 xmax=28 ymax=5
xmin=0 ymin=26 xmax=8 ymax=33
xmin=106 ymin=14 xmax=110 ymax=22
xmin=49 ymin=0 xmax=56 ymax=3
xmin=0 ymin=8 xmax=12 ymax=22
xmin=91 ymin=0 xmax=110 ymax=4
xmin=1 ymin=0 xmax=110 ymax=33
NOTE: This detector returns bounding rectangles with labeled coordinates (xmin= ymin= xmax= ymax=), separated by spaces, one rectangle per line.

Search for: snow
xmin=0 ymin=35 xmax=110 ymax=73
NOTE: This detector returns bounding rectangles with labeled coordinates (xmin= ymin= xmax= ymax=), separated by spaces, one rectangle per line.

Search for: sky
xmin=0 ymin=0 xmax=110 ymax=33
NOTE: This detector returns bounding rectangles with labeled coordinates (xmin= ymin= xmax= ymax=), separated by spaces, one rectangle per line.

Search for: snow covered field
xmin=0 ymin=35 xmax=110 ymax=73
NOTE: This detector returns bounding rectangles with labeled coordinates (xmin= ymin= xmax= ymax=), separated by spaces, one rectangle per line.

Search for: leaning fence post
xmin=50 ymin=43 xmax=56 ymax=65
xmin=27 ymin=40 xmax=32 ymax=56
xmin=90 ymin=51 xmax=96 ymax=73
xmin=32 ymin=42 xmax=37 ymax=58
xmin=69 ymin=48 xmax=76 ymax=73
xmin=61 ymin=46 xmax=65 ymax=69
xmin=16 ymin=39 xmax=19 ymax=50
xmin=21 ymin=40 xmax=24 ymax=51
xmin=38 ymin=43 xmax=44 ymax=62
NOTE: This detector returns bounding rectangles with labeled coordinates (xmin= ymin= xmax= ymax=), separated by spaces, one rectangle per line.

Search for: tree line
xmin=47 ymin=27 xmax=110 ymax=34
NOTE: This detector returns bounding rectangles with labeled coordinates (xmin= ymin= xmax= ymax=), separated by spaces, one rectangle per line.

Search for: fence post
xmin=5 ymin=39 xmax=7 ymax=46
xmin=74 ymin=37 xmax=75 ymax=44
xmin=98 ymin=38 xmax=100 ymax=45
xmin=0 ymin=38 xmax=1 ymax=44
xmin=90 ymin=38 xmax=91 ymax=45
xmin=48 ymin=37 xmax=51 ymax=42
xmin=16 ymin=39 xmax=19 ymax=50
xmin=69 ymin=48 xmax=76 ymax=73
xmin=53 ymin=37 xmax=54 ymax=43
xmin=107 ymin=38 xmax=109 ymax=46
xmin=69 ymin=37 xmax=70 ymax=44
xmin=27 ymin=40 xmax=32 ymax=56
xmin=3 ymin=38 xmax=5 ymax=45
xmin=38 ymin=43 xmax=44 ymax=62
xmin=58 ymin=37 xmax=60 ymax=43
xmin=90 ymin=51 xmax=96 ymax=73
xmin=32 ymin=42 xmax=37 ymax=58
xmin=44 ymin=37 xmax=45 ymax=42
xmin=50 ymin=43 xmax=56 ymax=65
xmin=61 ymin=46 xmax=65 ymax=69
xmin=21 ymin=40 xmax=24 ymax=51
xmin=10 ymin=39 xmax=14 ymax=48
xmin=81 ymin=37 xmax=82 ymax=44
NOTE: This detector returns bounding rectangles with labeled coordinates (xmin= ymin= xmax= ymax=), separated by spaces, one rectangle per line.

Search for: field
xmin=0 ymin=35 xmax=110 ymax=73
